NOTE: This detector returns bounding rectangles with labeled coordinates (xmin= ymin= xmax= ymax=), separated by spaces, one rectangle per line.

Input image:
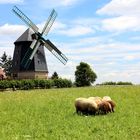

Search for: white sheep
xmin=75 ymin=98 xmax=98 ymax=115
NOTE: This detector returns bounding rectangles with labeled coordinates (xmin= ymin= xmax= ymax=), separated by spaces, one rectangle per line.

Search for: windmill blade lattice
xmin=41 ymin=9 xmax=57 ymax=36
xmin=44 ymin=40 xmax=68 ymax=65
xmin=21 ymin=40 xmax=39 ymax=68
xmin=12 ymin=6 xmax=39 ymax=33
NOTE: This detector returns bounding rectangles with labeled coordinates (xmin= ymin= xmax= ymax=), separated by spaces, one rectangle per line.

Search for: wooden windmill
xmin=12 ymin=6 xmax=68 ymax=79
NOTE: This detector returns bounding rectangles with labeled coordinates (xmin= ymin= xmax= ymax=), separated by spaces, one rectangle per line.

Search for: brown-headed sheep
xmin=98 ymin=101 xmax=112 ymax=115
xmin=106 ymin=100 xmax=116 ymax=112
xmin=102 ymin=96 xmax=116 ymax=112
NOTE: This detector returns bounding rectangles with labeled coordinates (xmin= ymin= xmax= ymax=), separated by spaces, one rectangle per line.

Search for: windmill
xmin=12 ymin=6 xmax=68 ymax=79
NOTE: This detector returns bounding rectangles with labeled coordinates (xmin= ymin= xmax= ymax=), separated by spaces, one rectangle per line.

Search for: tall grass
xmin=0 ymin=86 xmax=140 ymax=140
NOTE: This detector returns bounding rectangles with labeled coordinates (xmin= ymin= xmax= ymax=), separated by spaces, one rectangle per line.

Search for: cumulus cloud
xmin=57 ymin=25 xmax=94 ymax=37
xmin=102 ymin=16 xmax=140 ymax=32
xmin=40 ymin=0 xmax=81 ymax=8
xmin=38 ymin=21 xmax=93 ymax=37
xmin=0 ymin=0 xmax=23 ymax=4
xmin=97 ymin=0 xmax=140 ymax=33
xmin=0 ymin=23 xmax=26 ymax=36
xmin=97 ymin=0 xmax=140 ymax=16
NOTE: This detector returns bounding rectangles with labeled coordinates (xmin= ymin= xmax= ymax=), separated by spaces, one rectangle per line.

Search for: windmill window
xmin=37 ymin=50 xmax=40 ymax=54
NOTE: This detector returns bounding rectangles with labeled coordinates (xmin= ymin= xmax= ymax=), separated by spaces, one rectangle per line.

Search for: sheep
xmin=105 ymin=100 xmax=116 ymax=112
xmin=88 ymin=96 xmax=102 ymax=101
xmin=88 ymin=97 xmax=102 ymax=113
xmin=75 ymin=98 xmax=89 ymax=115
xmin=88 ymin=96 xmax=102 ymax=104
xmin=75 ymin=98 xmax=98 ymax=115
xmin=102 ymin=96 xmax=112 ymax=101
xmin=102 ymin=96 xmax=116 ymax=112
xmin=87 ymin=99 xmax=98 ymax=115
xmin=98 ymin=101 xmax=112 ymax=115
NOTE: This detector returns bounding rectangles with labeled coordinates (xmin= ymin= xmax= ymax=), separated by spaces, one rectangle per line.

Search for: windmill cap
xmin=14 ymin=28 xmax=34 ymax=43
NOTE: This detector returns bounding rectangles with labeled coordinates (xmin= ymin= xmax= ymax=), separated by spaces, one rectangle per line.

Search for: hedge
xmin=0 ymin=79 xmax=73 ymax=90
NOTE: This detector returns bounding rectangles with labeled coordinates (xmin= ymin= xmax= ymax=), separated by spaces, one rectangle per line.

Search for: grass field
xmin=0 ymin=86 xmax=140 ymax=140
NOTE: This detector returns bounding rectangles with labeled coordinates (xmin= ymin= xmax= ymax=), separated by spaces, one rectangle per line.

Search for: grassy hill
xmin=0 ymin=86 xmax=140 ymax=140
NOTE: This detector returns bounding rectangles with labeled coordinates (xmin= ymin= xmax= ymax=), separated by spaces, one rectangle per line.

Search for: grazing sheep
xmin=98 ymin=101 xmax=112 ymax=115
xmin=106 ymin=100 xmax=116 ymax=112
xmin=75 ymin=98 xmax=98 ymax=115
xmin=88 ymin=96 xmax=102 ymax=107
xmin=102 ymin=96 xmax=116 ymax=112
xmin=88 ymin=97 xmax=96 ymax=100
xmin=74 ymin=98 xmax=87 ymax=115
xmin=88 ymin=96 xmax=102 ymax=100
xmin=102 ymin=96 xmax=112 ymax=101
xmin=87 ymin=99 xmax=98 ymax=115
xmin=75 ymin=98 xmax=87 ymax=114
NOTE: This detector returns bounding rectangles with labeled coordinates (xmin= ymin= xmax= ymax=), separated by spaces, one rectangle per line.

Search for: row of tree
xmin=0 ymin=52 xmax=97 ymax=87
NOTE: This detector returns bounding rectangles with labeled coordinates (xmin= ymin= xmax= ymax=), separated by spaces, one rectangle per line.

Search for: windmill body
xmin=11 ymin=6 xmax=68 ymax=79
xmin=12 ymin=28 xmax=48 ymax=79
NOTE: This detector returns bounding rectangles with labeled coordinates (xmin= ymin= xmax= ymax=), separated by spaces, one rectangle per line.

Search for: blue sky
xmin=0 ymin=0 xmax=140 ymax=84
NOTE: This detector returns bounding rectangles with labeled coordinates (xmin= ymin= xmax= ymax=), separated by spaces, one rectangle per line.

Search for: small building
xmin=12 ymin=28 xmax=48 ymax=79
xmin=0 ymin=68 xmax=6 ymax=80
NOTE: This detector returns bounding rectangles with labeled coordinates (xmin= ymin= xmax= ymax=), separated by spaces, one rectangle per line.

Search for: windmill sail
xmin=41 ymin=9 xmax=57 ymax=36
xmin=21 ymin=40 xmax=38 ymax=69
xmin=44 ymin=40 xmax=68 ymax=65
xmin=12 ymin=6 xmax=39 ymax=33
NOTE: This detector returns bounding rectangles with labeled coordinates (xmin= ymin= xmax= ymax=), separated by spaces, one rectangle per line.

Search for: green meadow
xmin=0 ymin=86 xmax=140 ymax=140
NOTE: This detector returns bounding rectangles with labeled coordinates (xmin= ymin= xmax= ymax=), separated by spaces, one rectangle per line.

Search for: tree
xmin=0 ymin=52 xmax=13 ymax=77
xmin=51 ymin=72 xmax=59 ymax=79
xmin=75 ymin=62 xmax=97 ymax=87
xmin=0 ymin=52 xmax=7 ymax=67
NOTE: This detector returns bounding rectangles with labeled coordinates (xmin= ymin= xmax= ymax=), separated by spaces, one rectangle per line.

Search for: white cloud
xmin=97 ymin=0 xmax=140 ymax=33
xmin=0 ymin=0 xmax=23 ymax=4
xmin=0 ymin=23 xmax=26 ymax=36
xmin=97 ymin=0 xmax=140 ymax=16
xmin=41 ymin=0 xmax=81 ymax=8
xmin=102 ymin=16 xmax=140 ymax=32
xmin=96 ymin=67 xmax=140 ymax=84
xmin=38 ymin=21 xmax=94 ymax=37
xmin=57 ymin=25 xmax=94 ymax=37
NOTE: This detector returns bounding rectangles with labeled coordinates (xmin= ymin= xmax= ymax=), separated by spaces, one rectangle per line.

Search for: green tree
xmin=0 ymin=52 xmax=7 ymax=67
xmin=75 ymin=62 xmax=97 ymax=87
xmin=0 ymin=52 xmax=13 ymax=77
xmin=51 ymin=71 xmax=59 ymax=79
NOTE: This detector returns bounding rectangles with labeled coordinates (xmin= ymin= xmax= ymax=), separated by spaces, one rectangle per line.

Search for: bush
xmin=0 ymin=78 xmax=73 ymax=90
xmin=45 ymin=80 xmax=54 ymax=89
xmin=37 ymin=80 xmax=53 ymax=89
xmin=0 ymin=80 xmax=9 ymax=90
xmin=20 ymin=80 xmax=35 ymax=90
xmin=54 ymin=78 xmax=73 ymax=88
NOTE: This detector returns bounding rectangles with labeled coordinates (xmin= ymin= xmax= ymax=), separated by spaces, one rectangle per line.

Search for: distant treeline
xmin=97 ymin=81 xmax=133 ymax=86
